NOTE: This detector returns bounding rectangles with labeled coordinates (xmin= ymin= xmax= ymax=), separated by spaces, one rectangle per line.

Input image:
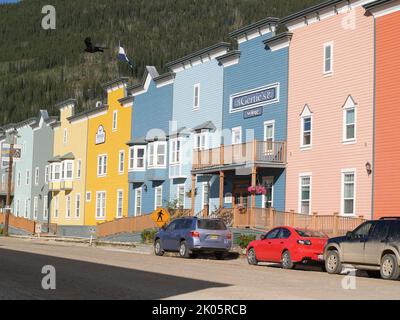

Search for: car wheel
xmin=154 ymin=239 xmax=164 ymax=256
xmin=380 ymin=254 xmax=400 ymax=280
xmin=366 ymin=270 xmax=381 ymax=278
xmin=247 ymin=248 xmax=258 ymax=265
xmin=325 ymin=250 xmax=342 ymax=274
xmin=179 ymin=241 xmax=190 ymax=258
xmin=281 ymin=251 xmax=294 ymax=269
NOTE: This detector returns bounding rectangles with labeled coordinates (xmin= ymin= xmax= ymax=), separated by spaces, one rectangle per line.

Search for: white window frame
xmin=34 ymin=167 xmax=40 ymax=186
xmin=17 ymin=172 xmax=21 ymax=187
xmin=170 ymin=138 xmax=182 ymax=165
xmin=193 ymin=132 xmax=208 ymax=151
xmin=64 ymin=160 xmax=74 ymax=180
xmin=43 ymin=195 xmax=48 ymax=220
xmin=76 ymin=159 xmax=82 ymax=180
xmin=96 ymin=191 xmax=106 ymax=220
xmin=119 ymin=150 xmax=125 ymax=174
xmin=75 ymin=193 xmax=81 ymax=218
xmin=323 ymin=42 xmax=333 ymax=75
xmin=341 ymin=169 xmax=356 ymax=216
xmin=264 ymin=120 xmax=275 ymax=142
xmin=66 ymin=195 xmax=71 ymax=219
xmin=45 ymin=166 xmax=49 ymax=184
xmin=16 ymin=199 xmax=20 ymax=216
xmin=148 ymin=142 xmax=167 ymax=168
xmin=97 ymin=154 xmax=108 ymax=177
xmin=155 ymin=186 xmax=163 ymax=210
xmin=262 ymin=176 xmax=274 ymax=209
xmin=129 ymin=146 xmax=146 ymax=171
xmin=26 ymin=169 xmax=30 ymax=186
xmin=232 ymin=127 xmax=242 ymax=145
xmin=177 ymin=184 xmax=185 ymax=209
xmin=53 ymin=163 xmax=61 ymax=181
xmin=116 ymin=189 xmax=123 ymax=218
xmin=112 ymin=110 xmax=118 ymax=131
xmin=86 ymin=191 xmax=92 ymax=202
xmin=24 ymin=198 xmax=30 ymax=219
xmin=63 ymin=128 xmax=68 ymax=145
xmin=343 ymin=106 xmax=357 ymax=143
xmin=33 ymin=197 xmax=38 ymax=220
xmin=135 ymin=188 xmax=142 ymax=216
xmin=193 ymin=83 xmax=200 ymax=110
xmin=301 ymin=115 xmax=313 ymax=149
xmin=298 ymin=173 xmax=312 ymax=215
xmin=54 ymin=196 xmax=59 ymax=219
xmin=201 ymin=182 xmax=209 ymax=210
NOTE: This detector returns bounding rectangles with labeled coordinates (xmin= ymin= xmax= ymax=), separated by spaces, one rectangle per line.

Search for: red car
xmin=246 ymin=226 xmax=328 ymax=269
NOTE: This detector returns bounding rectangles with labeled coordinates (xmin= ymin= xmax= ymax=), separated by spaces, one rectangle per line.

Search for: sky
xmin=0 ymin=0 xmax=19 ymax=4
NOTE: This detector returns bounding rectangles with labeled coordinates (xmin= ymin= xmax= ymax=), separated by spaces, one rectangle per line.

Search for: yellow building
xmin=49 ymin=99 xmax=89 ymax=227
xmin=84 ymin=78 xmax=132 ymax=225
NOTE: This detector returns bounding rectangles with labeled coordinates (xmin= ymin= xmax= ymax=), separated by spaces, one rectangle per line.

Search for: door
xmin=264 ymin=121 xmax=275 ymax=159
xmin=342 ymin=221 xmax=375 ymax=264
xmin=262 ymin=177 xmax=274 ymax=208
xmin=257 ymin=228 xmax=280 ymax=261
xmin=233 ymin=180 xmax=250 ymax=211
xmin=364 ymin=221 xmax=392 ymax=265
xmin=162 ymin=220 xmax=179 ymax=251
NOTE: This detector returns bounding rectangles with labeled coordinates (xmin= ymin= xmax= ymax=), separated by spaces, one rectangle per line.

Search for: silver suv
xmin=324 ymin=217 xmax=400 ymax=280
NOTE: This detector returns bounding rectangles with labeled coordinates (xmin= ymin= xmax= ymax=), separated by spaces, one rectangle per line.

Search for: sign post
xmin=151 ymin=208 xmax=171 ymax=228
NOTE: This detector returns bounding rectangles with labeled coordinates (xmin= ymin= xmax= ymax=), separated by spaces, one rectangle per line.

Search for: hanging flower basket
xmin=248 ymin=185 xmax=267 ymax=195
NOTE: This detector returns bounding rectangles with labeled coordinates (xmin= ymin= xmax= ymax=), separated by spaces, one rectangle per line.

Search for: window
xmin=170 ymin=139 xmax=181 ymax=164
xmin=112 ymin=110 xmax=118 ymax=131
xmin=34 ymin=167 xmax=39 ymax=186
xmin=66 ymin=195 xmax=71 ymax=218
xmin=43 ymin=195 xmax=48 ymax=220
xmin=301 ymin=117 xmax=312 ymax=147
xmin=342 ymin=171 xmax=355 ymax=215
xmin=155 ymin=186 xmax=163 ymax=210
xmin=97 ymin=154 xmax=108 ymax=176
xmin=129 ymin=147 xmax=146 ymax=171
xmin=264 ymin=121 xmax=275 ymax=143
xmin=96 ymin=191 xmax=106 ymax=219
xmin=26 ymin=170 xmax=30 ymax=185
xmin=299 ymin=175 xmax=311 ymax=215
xmin=86 ymin=192 xmax=91 ymax=202
xmin=148 ymin=142 xmax=166 ymax=167
xmin=33 ymin=197 xmax=38 ymax=220
xmin=193 ymin=84 xmax=200 ymax=110
xmin=353 ymin=221 xmax=374 ymax=240
xmin=135 ymin=188 xmax=142 ymax=216
xmin=45 ymin=166 xmax=49 ymax=184
xmin=193 ymin=132 xmax=208 ymax=150
xmin=343 ymin=96 xmax=357 ymax=142
xmin=202 ymin=183 xmax=209 ymax=209
xmin=177 ymin=185 xmax=185 ymax=208
xmin=232 ymin=127 xmax=242 ymax=145
xmin=119 ymin=151 xmax=125 ymax=173
xmin=76 ymin=160 xmax=82 ymax=179
xmin=54 ymin=196 xmax=59 ymax=219
xmin=63 ymin=128 xmax=68 ymax=145
xmin=24 ymin=199 xmax=30 ymax=219
xmin=262 ymin=177 xmax=274 ymax=209
xmin=324 ymin=42 xmax=333 ymax=74
xmin=17 ymin=172 xmax=21 ymax=187
xmin=75 ymin=194 xmax=81 ymax=218
xmin=16 ymin=200 xmax=20 ymax=216
xmin=116 ymin=190 xmax=123 ymax=218
xmin=53 ymin=163 xmax=61 ymax=181
xmin=64 ymin=161 xmax=73 ymax=179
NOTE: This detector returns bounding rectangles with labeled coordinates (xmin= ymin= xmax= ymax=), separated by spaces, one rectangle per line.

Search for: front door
xmin=233 ymin=179 xmax=250 ymax=211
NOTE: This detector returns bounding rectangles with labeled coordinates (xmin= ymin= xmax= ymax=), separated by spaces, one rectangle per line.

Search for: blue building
xmin=166 ymin=43 xmax=230 ymax=215
xmin=126 ymin=67 xmax=175 ymax=216
xmin=191 ymin=18 xmax=291 ymax=214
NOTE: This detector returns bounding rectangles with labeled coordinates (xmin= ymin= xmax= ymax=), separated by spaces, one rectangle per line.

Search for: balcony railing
xmin=49 ymin=181 xmax=61 ymax=191
xmin=61 ymin=180 xmax=73 ymax=191
xmin=193 ymin=140 xmax=286 ymax=171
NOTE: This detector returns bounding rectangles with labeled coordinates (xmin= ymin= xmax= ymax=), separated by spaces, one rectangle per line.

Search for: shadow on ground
xmin=0 ymin=248 xmax=230 ymax=300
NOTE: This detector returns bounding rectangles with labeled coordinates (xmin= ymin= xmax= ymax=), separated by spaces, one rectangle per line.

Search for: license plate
xmin=209 ymin=235 xmax=219 ymax=240
xmin=318 ymin=254 xmax=324 ymax=261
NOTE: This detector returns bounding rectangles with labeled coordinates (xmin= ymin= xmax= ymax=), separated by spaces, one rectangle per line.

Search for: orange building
xmin=365 ymin=0 xmax=400 ymax=218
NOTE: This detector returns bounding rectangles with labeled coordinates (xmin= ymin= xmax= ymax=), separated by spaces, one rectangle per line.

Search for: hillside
xmin=0 ymin=0 xmax=323 ymax=125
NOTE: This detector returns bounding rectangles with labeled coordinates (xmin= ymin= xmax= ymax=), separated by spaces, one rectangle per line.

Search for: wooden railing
xmin=193 ymin=141 xmax=286 ymax=171
xmin=233 ymin=208 xmax=367 ymax=237
xmin=96 ymin=214 xmax=155 ymax=238
xmin=0 ymin=213 xmax=36 ymax=235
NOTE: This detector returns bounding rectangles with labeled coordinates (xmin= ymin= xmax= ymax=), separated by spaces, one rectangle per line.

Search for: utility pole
xmin=4 ymin=136 xmax=15 ymax=237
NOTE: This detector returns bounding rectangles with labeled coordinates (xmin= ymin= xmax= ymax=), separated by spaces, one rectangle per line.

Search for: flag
xmin=118 ymin=43 xmax=133 ymax=69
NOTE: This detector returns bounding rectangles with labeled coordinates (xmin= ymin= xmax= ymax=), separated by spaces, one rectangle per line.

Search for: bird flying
xmin=84 ymin=37 xmax=107 ymax=53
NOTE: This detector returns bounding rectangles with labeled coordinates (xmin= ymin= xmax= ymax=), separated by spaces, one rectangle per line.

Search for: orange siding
xmin=374 ymin=11 xmax=400 ymax=218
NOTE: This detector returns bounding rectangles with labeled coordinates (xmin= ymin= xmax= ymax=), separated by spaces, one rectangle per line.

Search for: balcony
xmin=61 ymin=180 xmax=73 ymax=191
xmin=192 ymin=140 xmax=286 ymax=173
xmin=49 ymin=181 xmax=61 ymax=191
xmin=0 ymin=183 xmax=14 ymax=195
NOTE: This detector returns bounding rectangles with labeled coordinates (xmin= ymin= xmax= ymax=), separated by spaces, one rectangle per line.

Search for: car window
xmin=296 ymin=229 xmax=327 ymax=238
xmin=197 ymin=219 xmax=227 ymax=230
xmin=182 ymin=219 xmax=194 ymax=230
xmin=388 ymin=221 xmax=400 ymax=241
xmin=277 ymin=228 xmax=291 ymax=239
xmin=266 ymin=228 xmax=280 ymax=239
xmin=353 ymin=221 xmax=375 ymax=239
xmin=166 ymin=220 xmax=179 ymax=231
xmin=369 ymin=221 xmax=391 ymax=240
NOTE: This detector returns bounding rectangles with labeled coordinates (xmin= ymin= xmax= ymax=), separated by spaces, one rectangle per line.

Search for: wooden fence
xmin=0 ymin=213 xmax=36 ymax=235
xmin=233 ymin=208 xmax=366 ymax=237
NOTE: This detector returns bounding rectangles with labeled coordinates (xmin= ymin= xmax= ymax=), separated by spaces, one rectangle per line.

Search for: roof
xmin=165 ymin=42 xmax=231 ymax=70
xmin=229 ymin=17 xmax=280 ymax=39
xmin=192 ymin=121 xmax=217 ymax=132
xmin=48 ymin=155 xmax=61 ymax=163
xmin=263 ymin=32 xmax=293 ymax=49
xmin=60 ymin=152 xmax=75 ymax=160
xmin=67 ymin=104 xmax=108 ymax=122
xmin=280 ymin=0 xmax=344 ymax=25
xmin=126 ymin=137 xmax=147 ymax=146
xmin=118 ymin=96 xmax=134 ymax=105
xmin=216 ymin=50 xmax=241 ymax=65
xmin=55 ymin=99 xmax=77 ymax=110
xmin=167 ymin=127 xmax=190 ymax=138
xmin=364 ymin=0 xmax=397 ymax=13
xmin=127 ymin=66 xmax=160 ymax=94
xmin=102 ymin=77 xmax=129 ymax=90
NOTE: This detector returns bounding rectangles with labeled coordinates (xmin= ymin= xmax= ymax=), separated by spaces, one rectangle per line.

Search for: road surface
xmin=0 ymin=237 xmax=399 ymax=300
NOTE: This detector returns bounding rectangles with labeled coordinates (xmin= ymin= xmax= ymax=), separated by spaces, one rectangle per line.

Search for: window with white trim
xmin=119 ymin=151 xmax=125 ymax=173
xmin=75 ymin=194 xmax=81 ymax=218
xmin=96 ymin=191 xmax=106 ymax=219
xmin=342 ymin=171 xmax=355 ymax=215
xmin=76 ymin=160 xmax=82 ymax=179
xmin=53 ymin=163 xmax=61 ymax=181
xmin=97 ymin=154 xmax=108 ymax=176
xmin=177 ymin=184 xmax=185 ymax=209
xmin=26 ymin=170 xmax=30 ymax=186
xmin=324 ymin=42 xmax=333 ymax=74
xmin=148 ymin=142 xmax=166 ymax=168
xmin=54 ymin=196 xmax=59 ymax=219
xmin=34 ymin=167 xmax=39 ymax=186
xmin=135 ymin=188 xmax=142 ymax=216
xmin=193 ymin=132 xmax=208 ymax=150
xmin=24 ymin=198 xmax=30 ymax=219
xmin=202 ymin=183 xmax=209 ymax=209
xmin=232 ymin=127 xmax=242 ymax=145
xmin=17 ymin=172 xmax=21 ymax=187
xmin=64 ymin=161 xmax=74 ymax=180
xmin=116 ymin=190 xmax=123 ymax=218
xmin=301 ymin=116 xmax=312 ymax=147
xmin=63 ymin=128 xmax=68 ymax=145
xmin=344 ymin=108 xmax=355 ymax=141
xmin=112 ymin=110 xmax=118 ymax=131
xmin=45 ymin=166 xmax=49 ymax=184
xmin=129 ymin=146 xmax=146 ymax=171
xmin=155 ymin=186 xmax=163 ymax=210
xmin=33 ymin=197 xmax=38 ymax=220
xmin=43 ymin=195 xmax=48 ymax=220
xmin=66 ymin=195 xmax=71 ymax=218
xmin=86 ymin=192 xmax=91 ymax=202
xmin=193 ymin=84 xmax=200 ymax=110
xmin=16 ymin=199 xmax=20 ymax=216
xmin=170 ymin=138 xmax=181 ymax=164
xmin=300 ymin=176 xmax=311 ymax=215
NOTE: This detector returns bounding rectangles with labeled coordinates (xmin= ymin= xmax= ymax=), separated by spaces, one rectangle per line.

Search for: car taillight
xmin=191 ymin=231 xmax=200 ymax=238
xmin=226 ymin=233 xmax=232 ymax=240
xmin=297 ymin=239 xmax=312 ymax=246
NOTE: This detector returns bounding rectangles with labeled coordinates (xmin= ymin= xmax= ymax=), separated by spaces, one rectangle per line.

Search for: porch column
xmin=250 ymin=166 xmax=257 ymax=226
xmin=219 ymin=171 xmax=224 ymax=209
xmin=191 ymin=174 xmax=196 ymax=216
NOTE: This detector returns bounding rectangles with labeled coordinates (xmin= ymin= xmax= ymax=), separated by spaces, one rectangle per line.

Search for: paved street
xmin=0 ymin=236 xmax=399 ymax=300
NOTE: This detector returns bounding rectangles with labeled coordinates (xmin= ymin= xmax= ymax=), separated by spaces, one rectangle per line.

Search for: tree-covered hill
xmin=0 ymin=0 xmax=323 ymax=125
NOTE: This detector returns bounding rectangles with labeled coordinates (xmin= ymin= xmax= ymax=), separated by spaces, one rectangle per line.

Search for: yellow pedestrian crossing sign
xmin=151 ymin=208 xmax=170 ymax=228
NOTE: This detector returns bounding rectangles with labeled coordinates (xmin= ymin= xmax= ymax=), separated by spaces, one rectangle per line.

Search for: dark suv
xmin=324 ymin=218 xmax=400 ymax=280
